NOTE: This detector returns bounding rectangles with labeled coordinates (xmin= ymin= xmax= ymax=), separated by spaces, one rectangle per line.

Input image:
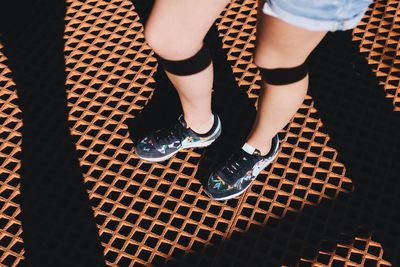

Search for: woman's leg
xmin=144 ymin=0 xmax=229 ymax=133
xmin=247 ymin=13 xmax=327 ymax=155
xmin=204 ymin=12 xmax=329 ymax=200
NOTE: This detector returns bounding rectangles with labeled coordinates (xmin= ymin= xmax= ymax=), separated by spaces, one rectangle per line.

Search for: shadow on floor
xmin=0 ymin=1 xmax=105 ymax=266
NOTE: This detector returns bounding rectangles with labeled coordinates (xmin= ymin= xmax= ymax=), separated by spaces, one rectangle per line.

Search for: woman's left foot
xmin=204 ymin=134 xmax=280 ymax=201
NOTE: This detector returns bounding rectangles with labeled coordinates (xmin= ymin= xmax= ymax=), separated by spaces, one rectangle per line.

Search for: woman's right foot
xmin=134 ymin=114 xmax=222 ymax=162
xmin=204 ymin=134 xmax=280 ymax=201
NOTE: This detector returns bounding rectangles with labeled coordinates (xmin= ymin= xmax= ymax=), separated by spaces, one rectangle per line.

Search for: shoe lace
xmin=153 ymin=121 xmax=188 ymax=147
xmin=219 ymin=149 xmax=260 ymax=183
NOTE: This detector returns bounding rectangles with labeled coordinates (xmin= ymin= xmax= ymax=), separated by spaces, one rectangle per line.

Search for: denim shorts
xmin=262 ymin=0 xmax=373 ymax=31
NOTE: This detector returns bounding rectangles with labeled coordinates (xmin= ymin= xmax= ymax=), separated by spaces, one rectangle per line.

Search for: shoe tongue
xmin=217 ymin=143 xmax=260 ymax=186
xmin=242 ymin=143 xmax=261 ymax=156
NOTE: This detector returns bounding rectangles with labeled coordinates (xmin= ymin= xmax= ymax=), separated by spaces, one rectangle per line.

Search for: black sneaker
xmin=204 ymin=134 xmax=280 ymax=201
xmin=134 ymin=114 xmax=222 ymax=162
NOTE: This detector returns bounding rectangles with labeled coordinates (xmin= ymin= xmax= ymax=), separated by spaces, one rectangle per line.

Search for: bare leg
xmin=247 ymin=14 xmax=327 ymax=155
xmin=144 ymin=0 xmax=229 ymax=133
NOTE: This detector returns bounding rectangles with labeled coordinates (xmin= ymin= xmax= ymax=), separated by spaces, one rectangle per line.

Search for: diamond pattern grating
xmin=0 ymin=44 xmax=24 ymax=267
xmin=353 ymin=0 xmax=400 ymax=111
xmin=0 ymin=0 xmax=398 ymax=266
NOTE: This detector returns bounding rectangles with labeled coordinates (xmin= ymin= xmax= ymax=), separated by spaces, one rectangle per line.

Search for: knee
xmin=144 ymin=23 xmax=202 ymax=60
xmin=143 ymin=23 xmax=163 ymax=53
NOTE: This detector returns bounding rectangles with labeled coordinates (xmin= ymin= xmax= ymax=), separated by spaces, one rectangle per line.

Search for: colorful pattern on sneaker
xmin=205 ymin=134 xmax=280 ymax=201
xmin=134 ymin=114 xmax=222 ymax=162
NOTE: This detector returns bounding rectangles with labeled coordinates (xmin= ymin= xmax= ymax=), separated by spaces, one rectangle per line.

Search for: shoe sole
xmin=204 ymin=147 xmax=280 ymax=201
xmin=135 ymin=138 xmax=217 ymax=163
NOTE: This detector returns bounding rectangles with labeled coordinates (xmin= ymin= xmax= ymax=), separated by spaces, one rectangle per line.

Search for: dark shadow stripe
xmin=0 ymin=1 xmax=106 ymax=266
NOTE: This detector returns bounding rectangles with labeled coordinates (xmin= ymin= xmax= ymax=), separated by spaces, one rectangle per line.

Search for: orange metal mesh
xmin=0 ymin=44 xmax=24 ymax=267
xmin=353 ymin=0 xmax=400 ymax=111
xmin=0 ymin=0 xmax=397 ymax=266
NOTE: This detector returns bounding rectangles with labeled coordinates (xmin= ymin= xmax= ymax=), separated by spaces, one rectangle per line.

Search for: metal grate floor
xmin=0 ymin=0 xmax=399 ymax=266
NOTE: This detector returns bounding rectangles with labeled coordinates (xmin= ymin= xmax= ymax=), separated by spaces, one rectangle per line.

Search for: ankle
xmin=246 ymin=138 xmax=272 ymax=156
xmin=185 ymin=114 xmax=214 ymax=134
